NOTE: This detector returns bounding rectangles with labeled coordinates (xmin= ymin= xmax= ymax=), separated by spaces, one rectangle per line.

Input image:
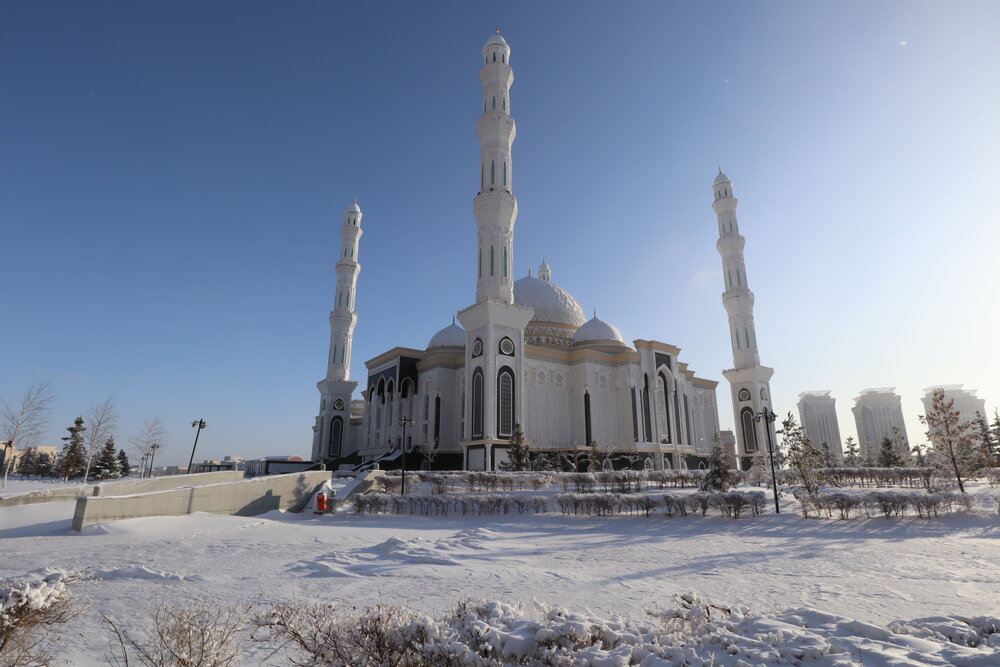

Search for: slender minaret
xmin=312 ymin=200 xmax=363 ymax=461
xmin=474 ymin=29 xmax=517 ymax=304
xmin=327 ymin=200 xmax=363 ymax=381
xmin=713 ymin=170 xmax=775 ymax=468
xmin=458 ymin=31 xmax=533 ymax=468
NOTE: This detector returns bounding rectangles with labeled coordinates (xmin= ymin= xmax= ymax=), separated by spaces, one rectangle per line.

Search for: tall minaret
xmin=312 ymin=200 xmax=363 ymax=461
xmin=474 ymin=29 xmax=517 ymax=304
xmin=457 ymin=31 xmax=533 ymax=469
xmin=713 ymin=171 xmax=775 ymax=468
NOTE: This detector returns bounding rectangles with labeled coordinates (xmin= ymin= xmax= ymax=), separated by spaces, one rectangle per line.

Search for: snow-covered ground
xmin=0 ymin=477 xmax=98 ymax=497
xmin=2 ymin=484 xmax=999 ymax=665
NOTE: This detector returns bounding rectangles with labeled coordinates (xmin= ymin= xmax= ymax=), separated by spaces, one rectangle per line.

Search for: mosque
xmin=310 ymin=32 xmax=775 ymax=471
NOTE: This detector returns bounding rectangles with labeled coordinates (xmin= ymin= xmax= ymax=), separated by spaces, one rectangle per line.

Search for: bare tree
xmin=417 ymin=436 xmax=439 ymax=470
xmin=82 ymin=396 xmax=118 ymax=482
xmin=129 ymin=418 xmax=165 ymax=479
xmin=2 ymin=383 xmax=55 ymax=491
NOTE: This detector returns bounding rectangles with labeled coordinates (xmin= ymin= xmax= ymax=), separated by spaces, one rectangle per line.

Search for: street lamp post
xmin=148 ymin=442 xmax=160 ymax=478
xmin=753 ymin=408 xmax=780 ymax=514
xmin=187 ymin=419 xmax=207 ymax=474
xmin=399 ymin=416 xmax=414 ymax=494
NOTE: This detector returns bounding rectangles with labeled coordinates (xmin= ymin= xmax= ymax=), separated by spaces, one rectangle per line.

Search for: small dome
xmin=485 ymin=31 xmax=509 ymax=49
xmin=346 ymin=199 xmax=361 ymax=214
xmin=514 ymin=275 xmax=586 ymax=327
xmin=573 ymin=315 xmax=625 ymax=345
xmin=427 ymin=322 xmax=465 ymax=349
xmin=714 ymin=169 xmax=731 ymax=186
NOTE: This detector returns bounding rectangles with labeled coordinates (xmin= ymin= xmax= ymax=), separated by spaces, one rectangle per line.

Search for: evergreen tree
xmin=974 ymin=412 xmax=997 ymax=467
xmin=117 ymin=449 xmax=131 ymax=477
xmin=15 ymin=447 xmax=37 ymax=477
xmin=991 ymin=410 xmax=1000 ymax=459
xmin=889 ymin=426 xmax=910 ymax=465
xmin=57 ymin=417 xmax=87 ymax=481
xmin=37 ymin=452 xmax=57 ymax=478
xmin=921 ymin=388 xmax=978 ymax=493
xmin=503 ymin=423 xmax=531 ymax=471
xmin=843 ymin=437 xmax=860 ymax=466
xmin=912 ymin=444 xmax=927 ymax=467
xmin=92 ymin=438 xmax=122 ymax=480
xmin=748 ymin=451 xmax=769 ymax=486
xmin=878 ymin=436 xmax=903 ymax=467
xmin=820 ymin=442 xmax=836 ymax=468
xmin=778 ymin=412 xmax=825 ymax=494
xmin=699 ymin=435 xmax=736 ymax=491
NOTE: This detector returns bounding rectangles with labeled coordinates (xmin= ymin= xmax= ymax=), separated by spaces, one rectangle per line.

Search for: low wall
xmin=72 ymin=471 xmax=331 ymax=531
xmin=0 ymin=471 xmax=244 ymax=508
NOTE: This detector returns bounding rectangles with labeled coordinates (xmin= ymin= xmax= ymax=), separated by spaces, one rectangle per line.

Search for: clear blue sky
xmin=3 ymin=1 xmax=997 ymax=465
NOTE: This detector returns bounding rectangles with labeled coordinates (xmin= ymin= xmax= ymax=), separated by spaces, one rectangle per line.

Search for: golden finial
xmin=495 ymin=27 xmax=500 ymax=34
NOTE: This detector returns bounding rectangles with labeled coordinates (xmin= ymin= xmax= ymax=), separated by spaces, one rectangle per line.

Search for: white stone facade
xmin=852 ymin=388 xmax=908 ymax=461
xmin=797 ymin=390 xmax=843 ymax=460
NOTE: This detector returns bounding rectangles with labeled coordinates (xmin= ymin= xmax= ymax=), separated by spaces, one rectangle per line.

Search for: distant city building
xmin=797 ymin=391 xmax=843 ymax=459
xmin=852 ymin=388 xmax=908 ymax=461
xmin=920 ymin=385 xmax=986 ymax=426
xmin=190 ymin=456 xmax=244 ymax=474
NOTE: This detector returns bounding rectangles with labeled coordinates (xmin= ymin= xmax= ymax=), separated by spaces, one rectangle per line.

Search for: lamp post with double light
xmin=753 ymin=408 xmax=780 ymax=513
xmin=186 ymin=419 xmax=207 ymax=474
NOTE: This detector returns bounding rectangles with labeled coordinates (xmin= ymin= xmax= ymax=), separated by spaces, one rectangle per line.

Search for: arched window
xmin=502 ymin=96 xmax=506 ymax=110
xmin=630 ymin=388 xmax=639 ymax=442
xmin=329 ymin=417 xmax=343 ymax=457
xmin=644 ymin=457 xmax=654 ymax=471
xmin=503 ymin=162 xmax=507 ymax=187
xmin=490 ymin=246 xmax=495 ymax=275
xmin=584 ymin=391 xmax=592 ymax=446
xmin=478 ymin=248 xmax=482 ymax=278
xmin=737 ymin=268 xmax=742 ymax=286
xmin=492 ymin=51 xmax=496 ymax=62
xmin=658 ymin=372 xmax=672 ymax=442
xmin=503 ymin=246 xmax=508 ymax=277
xmin=472 ymin=368 xmax=484 ymax=439
xmin=491 ymin=160 xmax=495 ymax=185
xmin=497 ymin=366 xmax=514 ymax=438
xmin=492 ymin=95 xmax=496 ymax=109
xmin=684 ymin=394 xmax=693 ymax=446
xmin=674 ymin=390 xmax=683 ymax=444
xmin=502 ymin=53 xmax=505 ymax=63
xmin=434 ymin=396 xmax=442 ymax=440
xmin=741 ymin=407 xmax=758 ymax=453
xmin=642 ymin=375 xmax=652 ymax=442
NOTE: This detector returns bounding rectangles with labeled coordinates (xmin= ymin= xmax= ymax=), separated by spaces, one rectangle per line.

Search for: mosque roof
xmin=573 ymin=315 xmax=626 ymax=345
xmin=714 ymin=169 xmax=731 ymax=185
xmin=346 ymin=199 xmax=361 ymax=213
xmin=427 ymin=322 xmax=465 ymax=348
xmin=513 ymin=275 xmax=586 ymax=328
xmin=485 ymin=31 xmax=509 ymax=48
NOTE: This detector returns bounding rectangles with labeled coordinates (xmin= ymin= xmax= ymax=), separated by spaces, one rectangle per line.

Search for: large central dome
xmin=513 ymin=262 xmax=586 ymax=328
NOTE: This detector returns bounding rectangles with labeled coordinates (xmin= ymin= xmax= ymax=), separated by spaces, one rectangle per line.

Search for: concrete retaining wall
xmin=0 ymin=471 xmax=245 ymax=508
xmin=71 ymin=471 xmax=331 ymax=531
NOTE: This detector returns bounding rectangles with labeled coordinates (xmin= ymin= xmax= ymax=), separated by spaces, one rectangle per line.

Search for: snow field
xmin=2 ymin=479 xmax=1000 ymax=664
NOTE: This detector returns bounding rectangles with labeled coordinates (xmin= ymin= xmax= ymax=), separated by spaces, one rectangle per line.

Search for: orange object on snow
xmin=316 ymin=492 xmax=328 ymax=513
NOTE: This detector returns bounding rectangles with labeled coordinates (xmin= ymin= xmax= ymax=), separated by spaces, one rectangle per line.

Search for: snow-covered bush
xmin=796 ymin=490 xmax=983 ymax=520
xmin=249 ymin=593 xmax=1000 ymax=665
xmin=822 ymin=467 xmax=936 ymax=488
xmin=0 ymin=571 xmax=82 ymax=667
xmin=713 ymin=491 xmax=767 ymax=518
xmin=104 ymin=602 xmax=250 ymax=667
xmin=984 ymin=468 xmax=1000 ymax=487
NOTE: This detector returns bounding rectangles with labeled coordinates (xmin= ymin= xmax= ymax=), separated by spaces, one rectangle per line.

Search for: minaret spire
xmin=473 ymin=29 xmax=516 ymax=303
xmin=312 ymin=199 xmax=363 ymax=462
xmin=713 ymin=171 xmax=775 ymax=469
xmin=327 ymin=200 xmax=363 ymax=380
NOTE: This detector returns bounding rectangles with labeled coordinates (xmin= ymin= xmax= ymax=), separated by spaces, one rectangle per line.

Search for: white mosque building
xmin=311 ymin=32 xmax=775 ymax=471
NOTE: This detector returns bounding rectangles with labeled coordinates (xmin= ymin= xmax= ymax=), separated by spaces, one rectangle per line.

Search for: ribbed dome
xmin=485 ymin=32 xmax=509 ymax=48
xmin=573 ymin=315 xmax=625 ymax=345
xmin=714 ymin=169 xmax=731 ymax=185
xmin=514 ymin=276 xmax=586 ymax=327
xmin=427 ymin=322 xmax=465 ymax=348
xmin=346 ymin=199 xmax=361 ymax=213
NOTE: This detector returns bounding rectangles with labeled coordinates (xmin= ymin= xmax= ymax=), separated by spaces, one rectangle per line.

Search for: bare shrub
xmin=104 ymin=602 xmax=249 ymax=667
xmin=0 ymin=571 xmax=82 ymax=667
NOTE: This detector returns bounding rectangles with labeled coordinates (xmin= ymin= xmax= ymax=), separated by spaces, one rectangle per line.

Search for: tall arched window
xmin=472 ymin=368 xmax=484 ymax=439
xmin=642 ymin=375 xmax=652 ymax=443
xmin=490 ymin=246 xmax=495 ymax=275
xmin=492 ymin=95 xmax=496 ymax=109
xmin=497 ymin=366 xmax=514 ymax=438
xmin=503 ymin=246 xmax=508 ymax=277
xmin=674 ymin=390 xmax=683 ymax=444
xmin=329 ymin=417 xmax=343 ymax=457
xmin=503 ymin=162 xmax=507 ymax=187
xmin=630 ymin=388 xmax=639 ymax=442
xmin=658 ymin=372 xmax=672 ymax=442
xmin=741 ymin=407 xmax=758 ymax=453
xmin=583 ymin=391 xmax=592 ymax=447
